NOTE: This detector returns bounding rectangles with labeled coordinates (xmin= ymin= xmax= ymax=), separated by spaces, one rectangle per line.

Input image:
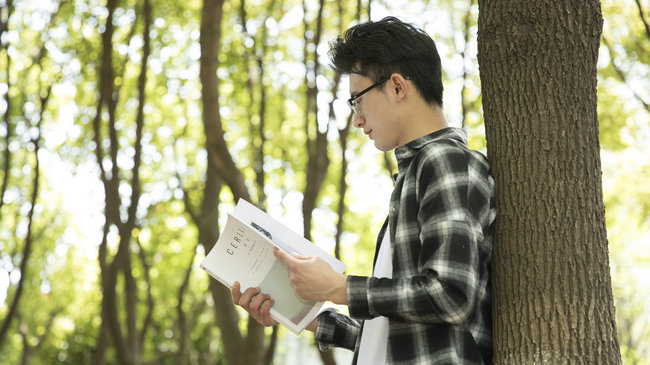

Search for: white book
xmin=200 ymin=199 xmax=346 ymax=335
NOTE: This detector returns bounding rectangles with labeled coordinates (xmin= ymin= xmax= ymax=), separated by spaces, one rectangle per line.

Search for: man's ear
xmin=390 ymin=74 xmax=407 ymax=100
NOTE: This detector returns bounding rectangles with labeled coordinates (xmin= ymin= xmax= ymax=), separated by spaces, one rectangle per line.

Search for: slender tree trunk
xmin=0 ymin=0 xmax=56 ymax=339
xmin=120 ymin=2 xmax=151 ymax=363
xmin=0 ymin=0 xmax=13 ymax=349
xmin=0 ymin=0 xmax=12 ymax=218
xmin=301 ymin=0 xmax=329 ymax=242
xmin=91 ymin=0 xmax=150 ymax=363
xmin=459 ymin=0 xmax=475 ymax=128
xmin=199 ymin=0 xmax=265 ymax=364
xmin=91 ymin=0 xmax=121 ymax=360
xmin=477 ymin=1 xmax=621 ymax=363
xmin=0 ymin=87 xmax=48 ymax=351
xmin=200 ymin=0 xmax=251 ymax=204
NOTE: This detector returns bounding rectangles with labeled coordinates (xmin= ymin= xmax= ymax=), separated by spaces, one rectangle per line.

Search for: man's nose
xmin=352 ymin=112 xmax=364 ymax=128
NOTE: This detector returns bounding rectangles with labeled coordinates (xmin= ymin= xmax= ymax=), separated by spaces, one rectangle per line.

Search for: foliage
xmin=0 ymin=0 xmax=647 ymax=364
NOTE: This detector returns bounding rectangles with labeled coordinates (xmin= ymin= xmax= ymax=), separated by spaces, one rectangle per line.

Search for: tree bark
xmin=477 ymin=1 xmax=621 ymax=363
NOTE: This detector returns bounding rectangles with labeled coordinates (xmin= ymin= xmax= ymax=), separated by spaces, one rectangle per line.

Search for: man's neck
xmin=399 ymin=102 xmax=449 ymax=146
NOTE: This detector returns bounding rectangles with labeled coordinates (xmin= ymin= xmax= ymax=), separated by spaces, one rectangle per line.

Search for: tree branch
xmin=634 ymin=0 xmax=650 ymax=39
xmin=602 ymin=36 xmax=650 ymax=111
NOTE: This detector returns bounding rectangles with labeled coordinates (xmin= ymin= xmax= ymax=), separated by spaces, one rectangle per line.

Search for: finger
xmin=231 ymin=281 xmax=242 ymax=304
xmin=238 ymin=287 xmax=261 ymax=309
xmin=273 ymin=247 xmax=295 ymax=265
xmin=289 ymin=252 xmax=311 ymax=260
xmin=249 ymin=293 xmax=270 ymax=312
xmin=260 ymin=299 xmax=277 ymax=326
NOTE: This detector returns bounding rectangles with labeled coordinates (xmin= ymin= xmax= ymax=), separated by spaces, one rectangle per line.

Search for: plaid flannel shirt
xmin=315 ymin=127 xmax=495 ymax=364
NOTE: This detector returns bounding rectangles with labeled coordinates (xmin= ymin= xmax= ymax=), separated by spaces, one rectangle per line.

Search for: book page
xmin=234 ymin=199 xmax=346 ymax=273
xmin=259 ymin=259 xmax=314 ymax=325
xmin=200 ymin=215 xmax=276 ymax=290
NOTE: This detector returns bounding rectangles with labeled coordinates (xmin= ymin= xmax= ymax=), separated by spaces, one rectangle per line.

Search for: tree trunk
xmin=301 ymin=0 xmax=329 ymax=242
xmin=199 ymin=0 xmax=265 ymax=364
xmin=0 ymin=0 xmax=13 ymax=218
xmin=477 ymin=1 xmax=621 ymax=363
xmin=200 ymin=0 xmax=251 ymax=204
xmin=0 ymin=84 xmax=48 ymax=352
xmin=91 ymin=0 xmax=150 ymax=363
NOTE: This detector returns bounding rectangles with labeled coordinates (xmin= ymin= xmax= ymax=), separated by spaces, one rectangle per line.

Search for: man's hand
xmin=274 ymin=248 xmax=348 ymax=305
xmin=231 ymin=281 xmax=278 ymax=327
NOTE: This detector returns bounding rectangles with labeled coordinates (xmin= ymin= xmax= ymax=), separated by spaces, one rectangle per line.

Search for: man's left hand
xmin=274 ymin=248 xmax=348 ymax=305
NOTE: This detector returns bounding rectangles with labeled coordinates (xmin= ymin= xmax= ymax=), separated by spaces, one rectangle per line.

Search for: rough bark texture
xmin=477 ymin=1 xmax=621 ymax=363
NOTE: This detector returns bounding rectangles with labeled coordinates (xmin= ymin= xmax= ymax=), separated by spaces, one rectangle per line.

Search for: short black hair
xmin=329 ymin=16 xmax=443 ymax=107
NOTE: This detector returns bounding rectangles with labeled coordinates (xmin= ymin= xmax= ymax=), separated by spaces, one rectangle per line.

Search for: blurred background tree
xmin=0 ymin=0 xmax=647 ymax=364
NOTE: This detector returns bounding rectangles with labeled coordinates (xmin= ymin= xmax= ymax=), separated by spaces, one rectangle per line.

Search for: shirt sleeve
xmin=314 ymin=308 xmax=361 ymax=352
xmin=347 ymin=144 xmax=487 ymax=326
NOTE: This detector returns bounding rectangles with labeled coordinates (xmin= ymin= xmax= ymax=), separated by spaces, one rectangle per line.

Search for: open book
xmin=200 ymin=199 xmax=346 ymax=334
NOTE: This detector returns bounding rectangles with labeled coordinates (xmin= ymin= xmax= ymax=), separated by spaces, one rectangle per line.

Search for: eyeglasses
xmin=347 ymin=76 xmax=390 ymax=115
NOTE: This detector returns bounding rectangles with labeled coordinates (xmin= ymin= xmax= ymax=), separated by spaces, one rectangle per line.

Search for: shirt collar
xmin=394 ymin=127 xmax=467 ymax=177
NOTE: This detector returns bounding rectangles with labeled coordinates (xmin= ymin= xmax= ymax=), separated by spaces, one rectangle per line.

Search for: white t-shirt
xmin=357 ymin=228 xmax=392 ymax=365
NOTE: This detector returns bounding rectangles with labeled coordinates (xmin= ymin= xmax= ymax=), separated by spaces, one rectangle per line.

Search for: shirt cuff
xmin=314 ymin=309 xmax=337 ymax=351
xmin=347 ymin=275 xmax=372 ymax=319
xmin=314 ymin=307 xmax=361 ymax=352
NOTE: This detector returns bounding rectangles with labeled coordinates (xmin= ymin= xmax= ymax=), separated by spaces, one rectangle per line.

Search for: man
xmin=233 ymin=16 xmax=495 ymax=364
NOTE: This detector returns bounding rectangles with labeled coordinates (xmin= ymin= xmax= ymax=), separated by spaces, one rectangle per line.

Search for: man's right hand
xmin=231 ymin=281 xmax=278 ymax=327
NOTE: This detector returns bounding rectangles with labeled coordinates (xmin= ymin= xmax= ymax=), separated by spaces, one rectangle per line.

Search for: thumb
xmin=273 ymin=247 xmax=295 ymax=264
xmin=289 ymin=252 xmax=310 ymax=260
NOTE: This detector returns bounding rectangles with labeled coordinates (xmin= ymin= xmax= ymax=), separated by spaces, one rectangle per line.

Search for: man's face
xmin=349 ymin=74 xmax=400 ymax=152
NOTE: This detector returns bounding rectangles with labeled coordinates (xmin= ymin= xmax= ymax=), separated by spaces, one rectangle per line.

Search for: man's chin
xmin=374 ymin=140 xmax=395 ymax=152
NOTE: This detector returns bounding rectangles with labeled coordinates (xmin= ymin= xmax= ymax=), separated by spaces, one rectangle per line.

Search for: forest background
xmin=0 ymin=0 xmax=648 ymax=364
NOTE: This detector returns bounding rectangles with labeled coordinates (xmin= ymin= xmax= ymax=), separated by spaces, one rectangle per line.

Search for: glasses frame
xmin=347 ymin=76 xmax=391 ymax=115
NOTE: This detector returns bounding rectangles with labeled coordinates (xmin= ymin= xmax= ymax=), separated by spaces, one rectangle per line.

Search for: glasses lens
xmin=348 ymin=99 xmax=357 ymax=114
xmin=347 ymin=76 xmax=389 ymax=114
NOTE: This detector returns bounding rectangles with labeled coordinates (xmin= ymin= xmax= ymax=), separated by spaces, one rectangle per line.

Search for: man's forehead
xmin=348 ymin=74 xmax=370 ymax=92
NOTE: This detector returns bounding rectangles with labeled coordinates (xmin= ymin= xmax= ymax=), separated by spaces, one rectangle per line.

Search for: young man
xmin=232 ymin=16 xmax=495 ymax=364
